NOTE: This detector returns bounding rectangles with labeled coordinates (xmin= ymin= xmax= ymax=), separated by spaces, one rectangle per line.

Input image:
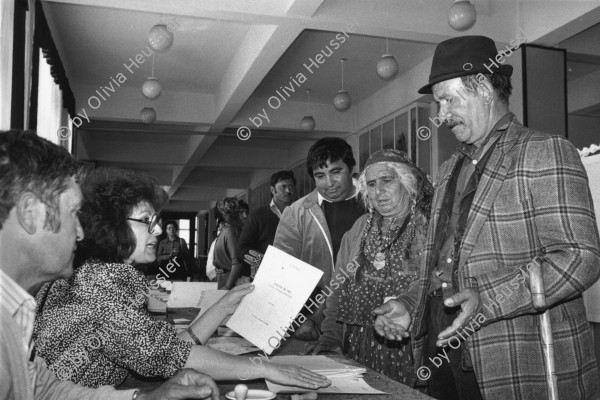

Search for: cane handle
xmin=528 ymin=259 xmax=547 ymax=311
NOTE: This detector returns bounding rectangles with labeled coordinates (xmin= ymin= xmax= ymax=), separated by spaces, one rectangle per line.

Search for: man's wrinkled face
xmin=433 ymin=77 xmax=490 ymax=148
xmin=38 ymin=178 xmax=84 ymax=280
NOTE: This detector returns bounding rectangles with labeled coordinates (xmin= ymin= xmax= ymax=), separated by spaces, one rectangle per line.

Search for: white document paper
xmin=167 ymin=282 xmax=227 ymax=316
xmin=266 ymin=355 xmax=386 ymax=395
xmin=206 ymin=336 xmax=260 ymax=355
xmin=147 ymin=292 xmax=167 ymax=313
xmin=226 ymin=246 xmax=323 ymax=355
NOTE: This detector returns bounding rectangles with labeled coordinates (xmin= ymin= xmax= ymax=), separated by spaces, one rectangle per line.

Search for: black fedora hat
xmin=418 ymin=35 xmax=513 ymax=94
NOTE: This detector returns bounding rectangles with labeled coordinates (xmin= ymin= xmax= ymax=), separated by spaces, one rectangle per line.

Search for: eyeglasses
xmin=126 ymin=214 xmax=161 ymax=234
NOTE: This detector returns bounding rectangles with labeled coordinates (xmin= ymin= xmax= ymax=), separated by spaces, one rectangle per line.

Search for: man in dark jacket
xmin=237 ymin=170 xmax=296 ymax=278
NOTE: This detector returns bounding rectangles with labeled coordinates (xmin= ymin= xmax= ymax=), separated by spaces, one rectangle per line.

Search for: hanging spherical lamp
xmin=300 ymin=89 xmax=316 ymax=131
xmin=148 ymin=24 xmax=174 ymax=52
xmin=333 ymin=59 xmax=352 ymax=112
xmin=300 ymin=116 xmax=316 ymax=131
xmin=448 ymin=0 xmax=477 ymax=31
xmin=377 ymin=39 xmax=399 ymax=81
xmin=140 ymin=107 xmax=157 ymax=124
xmin=377 ymin=55 xmax=399 ymax=80
xmin=142 ymin=77 xmax=162 ymax=100
xmin=333 ymin=90 xmax=352 ymax=112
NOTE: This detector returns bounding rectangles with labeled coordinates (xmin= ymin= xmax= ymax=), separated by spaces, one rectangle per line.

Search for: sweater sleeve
xmin=224 ymin=228 xmax=242 ymax=269
xmin=33 ymin=356 xmax=137 ymax=400
xmin=237 ymin=211 xmax=260 ymax=261
xmin=89 ymin=278 xmax=193 ymax=379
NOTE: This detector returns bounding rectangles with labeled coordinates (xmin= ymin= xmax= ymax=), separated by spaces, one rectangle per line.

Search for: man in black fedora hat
xmin=373 ymin=35 xmax=599 ymax=399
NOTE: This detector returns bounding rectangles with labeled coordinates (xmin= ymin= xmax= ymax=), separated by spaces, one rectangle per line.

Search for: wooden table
xmin=120 ymin=335 xmax=432 ymax=399
xmin=120 ymin=299 xmax=432 ymax=399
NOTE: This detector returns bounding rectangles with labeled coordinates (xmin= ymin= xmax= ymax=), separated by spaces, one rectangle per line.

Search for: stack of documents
xmin=167 ymin=282 xmax=227 ymax=313
xmin=147 ymin=291 xmax=168 ymax=313
xmin=266 ymin=355 xmax=385 ymax=395
xmin=206 ymin=336 xmax=260 ymax=355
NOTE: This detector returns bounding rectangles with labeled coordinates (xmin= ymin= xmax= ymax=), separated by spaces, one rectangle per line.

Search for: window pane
xmin=417 ymin=106 xmax=431 ymax=175
xmin=371 ymin=126 xmax=382 ymax=153
xmin=382 ymin=120 xmax=394 ymax=149
xmin=410 ymin=108 xmax=417 ymax=162
xmin=36 ymin=49 xmax=62 ymax=145
xmin=359 ymin=132 xmax=370 ymax=170
xmin=179 ymin=219 xmax=190 ymax=230
xmin=395 ymin=113 xmax=408 ymax=155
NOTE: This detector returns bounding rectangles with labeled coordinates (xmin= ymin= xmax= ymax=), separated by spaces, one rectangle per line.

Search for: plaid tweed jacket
xmin=400 ymin=115 xmax=600 ymax=399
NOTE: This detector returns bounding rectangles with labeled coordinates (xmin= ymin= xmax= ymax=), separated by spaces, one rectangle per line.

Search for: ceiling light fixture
xmin=142 ymin=54 xmax=162 ymax=100
xmin=377 ymin=38 xmax=399 ymax=81
xmin=448 ymin=0 xmax=477 ymax=31
xmin=300 ymin=89 xmax=316 ymax=132
xmin=148 ymin=24 xmax=174 ymax=52
xmin=140 ymin=107 xmax=157 ymax=124
xmin=333 ymin=59 xmax=351 ymax=112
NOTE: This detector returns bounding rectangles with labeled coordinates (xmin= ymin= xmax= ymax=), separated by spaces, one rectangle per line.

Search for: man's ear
xmin=270 ymin=186 xmax=276 ymax=196
xmin=478 ymin=79 xmax=495 ymax=104
xmin=16 ymin=193 xmax=44 ymax=234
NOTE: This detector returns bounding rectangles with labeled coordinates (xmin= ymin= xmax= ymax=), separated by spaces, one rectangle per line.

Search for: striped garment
xmin=0 ymin=269 xmax=135 ymax=400
xmin=400 ymin=115 xmax=600 ymax=399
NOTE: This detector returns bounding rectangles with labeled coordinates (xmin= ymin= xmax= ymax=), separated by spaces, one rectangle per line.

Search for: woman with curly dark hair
xmin=213 ymin=197 xmax=250 ymax=289
xmin=33 ymin=168 xmax=330 ymax=390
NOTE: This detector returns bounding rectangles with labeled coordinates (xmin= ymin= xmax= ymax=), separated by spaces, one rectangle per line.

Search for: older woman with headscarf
xmin=311 ymin=149 xmax=433 ymax=386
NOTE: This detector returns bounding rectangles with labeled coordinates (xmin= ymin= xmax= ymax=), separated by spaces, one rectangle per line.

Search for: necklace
xmin=364 ymin=202 xmax=417 ymax=274
xmin=373 ymin=217 xmax=395 ymax=270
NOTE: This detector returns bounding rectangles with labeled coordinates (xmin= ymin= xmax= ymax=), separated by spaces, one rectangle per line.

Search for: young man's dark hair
xmin=269 ymin=170 xmax=296 ymax=189
xmin=306 ymin=137 xmax=356 ymax=178
xmin=238 ymin=199 xmax=249 ymax=214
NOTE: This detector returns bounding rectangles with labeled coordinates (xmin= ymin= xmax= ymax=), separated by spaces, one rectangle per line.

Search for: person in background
xmin=157 ymin=220 xmax=192 ymax=281
xmin=213 ymin=198 xmax=250 ymax=289
xmin=33 ymin=167 xmax=330 ymax=390
xmin=205 ymin=219 xmax=226 ymax=282
xmin=0 ymin=130 xmax=219 ymax=400
xmin=374 ymin=35 xmax=600 ymax=399
xmin=238 ymin=170 xmax=296 ymax=278
xmin=238 ymin=200 xmax=250 ymax=226
xmin=313 ymin=149 xmax=433 ymax=387
xmin=274 ymin=137 xmax=366 ymax=340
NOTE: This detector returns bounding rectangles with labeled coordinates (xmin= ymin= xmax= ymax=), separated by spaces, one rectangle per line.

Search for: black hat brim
xmin=418 ymin=64 xmax=513 ymax=94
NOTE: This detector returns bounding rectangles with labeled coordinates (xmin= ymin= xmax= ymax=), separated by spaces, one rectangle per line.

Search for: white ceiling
xmin=41 ymin=0 xmax=600 ymax=213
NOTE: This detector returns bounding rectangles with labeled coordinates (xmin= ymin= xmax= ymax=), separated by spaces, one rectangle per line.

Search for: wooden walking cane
xmin=529 ymin=259 xmax=559 ymax=400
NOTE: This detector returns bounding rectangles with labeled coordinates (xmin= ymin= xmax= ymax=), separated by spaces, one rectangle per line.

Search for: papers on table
xmin=167 ymin=282 xmax=227 ymax=316
xmin=147 ymin=292 xmax=167 ymax=313
xmin=206 ymin=336 xmax=260 ymax=355
xmin=226 ymin=246 xmax=323 ymax=355
xmin=266 ymin=355 xmax=386 ymax=395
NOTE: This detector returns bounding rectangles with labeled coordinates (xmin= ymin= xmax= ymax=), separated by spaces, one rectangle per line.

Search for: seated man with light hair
xmin=0 ymin=130 xmax=219 ymax=400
